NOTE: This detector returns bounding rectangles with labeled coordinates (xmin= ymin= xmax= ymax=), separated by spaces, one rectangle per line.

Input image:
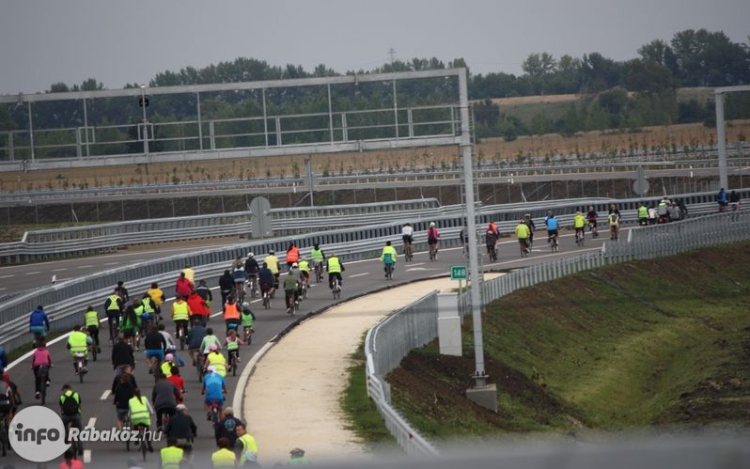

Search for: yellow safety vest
xmin=160 ymin=361 xmax=173 ymax=378
xmin=172 ymin=302 xmax=189 ymax=321
xmin=106 ymin=294 xmax=121 ymax=311
xmin=310 ymin=248 xmax=324 ymax=263
xmin=515 ymin=223 xmax=530 ymax=239
xmin=84 ymin=310 xmax=99 ymax=328
xmin=160 ymin=446 xmax=184 ymax=469
xmin=129 ymin=396 xmax=150 ymax=425
xmin=142 ymin=297 xmax=155 ymax=314
xmin=298 ymin=260 xmax=310 ymax=273
xmin=211 ymin=448 xmax=236 ymax=467
xmin=134 ymin=304 xmax=144 ymax=318
xmin=638 ymin=206 xmax=648 ymax=218
xmin=238 ymin=433 xmax=259 ymax=464
xmin=207 ymin=353 xmax=227 ymax=377
xmin=573 ymin=215 xmax=586 ymax=228
xmin=68 ymin=331 xmax=89 ymax=354
xmin=327 ymin=257 xmax=342 ymax=274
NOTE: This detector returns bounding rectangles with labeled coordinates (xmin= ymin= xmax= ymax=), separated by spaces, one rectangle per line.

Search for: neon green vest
xmin=238 ymin=434 xmax=258 ymax=464
xmin=129 ymin=396 xmax=150 ymax=425
xmin=160 ymin=446 xmax=184 ymax=469
xmin=327 ymin=257 xmax=342 ymax=274
xmin=310 ymin=249 xmax=324 ymax=263
xmin=69 ymin=331 xmax=88 ymax=354
xmin=211 ymin=448 xmax=235 ymax=467
xmin=172 ymin=302 xmax=189 ymax=321
xmin=84 ymin=310 xmax=99 ymax=328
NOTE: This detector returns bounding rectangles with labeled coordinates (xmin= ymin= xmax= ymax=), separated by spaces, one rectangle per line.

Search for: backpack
xmin=61 ymin=392 xmax=79 ymax=416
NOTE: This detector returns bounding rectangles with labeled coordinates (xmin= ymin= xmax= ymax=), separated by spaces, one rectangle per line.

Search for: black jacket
xmin=219 ymin=273 xmax=235 ymax=292
xmin=111 ymin=341 xmax=135 ymax=369
xmin=165 ymin=413 xmax=197 ymax=440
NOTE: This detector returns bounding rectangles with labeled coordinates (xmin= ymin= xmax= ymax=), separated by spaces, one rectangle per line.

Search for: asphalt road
xmin=1 ymin=230 xmax=609 ymax=468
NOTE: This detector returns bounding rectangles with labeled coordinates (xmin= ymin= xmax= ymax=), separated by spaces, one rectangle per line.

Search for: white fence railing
xmin=364 ymin=209 xmax=750 ymax=455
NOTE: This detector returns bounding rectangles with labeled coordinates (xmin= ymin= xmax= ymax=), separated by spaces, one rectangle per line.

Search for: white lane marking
xmin=103 ymin=262 xmax=119 ymax=266
xmin=0 ymin=288 xmax=5 ymax=292
xmin=0 ymin=274 xmax=12 ymax=279
xmin=83 ymin=449 xmax=92 ymax=464
xmin=405 ymin=267 xmax=440 ymax=272
xmin=350 ymin=273 xmax=369 ymax=278
xmin=100 ymin=390 xmax=111 ymax=401
xmin=86 ymin=417 xmax=96 ymax=428
xmin=408 ymin=262 xmax=425 ymax=267
xmin=77 ymin=265 xmax=94 ymax=269
xmin=52 ymin=268 xmax=68 ymax=272
xmin=24 ymin=271 xmax=41 ymax=275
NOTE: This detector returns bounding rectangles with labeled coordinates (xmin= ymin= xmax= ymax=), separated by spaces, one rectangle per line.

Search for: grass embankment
xmin=386 ymin=243 xmax=750 ymax=440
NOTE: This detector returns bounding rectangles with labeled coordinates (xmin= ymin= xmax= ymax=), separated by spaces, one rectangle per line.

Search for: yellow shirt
xmin=265 ymin=255 xmax=280 ymax=274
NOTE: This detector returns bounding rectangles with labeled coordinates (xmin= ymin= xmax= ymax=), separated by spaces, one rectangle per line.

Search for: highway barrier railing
xmin=363 ymin=210 xmax=750 ymax=456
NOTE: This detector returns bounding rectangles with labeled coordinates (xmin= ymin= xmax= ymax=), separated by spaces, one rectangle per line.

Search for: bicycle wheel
xmin=231 ymin=355 xmax=237 ymax=377
xmin=140 ymin=427 xmax=148 ymax=461
xmin=1 ymin=423 xmax=7 ymax=457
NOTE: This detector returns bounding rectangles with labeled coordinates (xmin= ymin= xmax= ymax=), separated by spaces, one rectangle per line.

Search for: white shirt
xmin=402 ymin=225 xmax=414 ymax=236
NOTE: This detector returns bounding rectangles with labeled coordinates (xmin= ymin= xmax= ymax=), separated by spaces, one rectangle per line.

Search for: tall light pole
xmin=140 ymin=84 xmax=149 ymax=155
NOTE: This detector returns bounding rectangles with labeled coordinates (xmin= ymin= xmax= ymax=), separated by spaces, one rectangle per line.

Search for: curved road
xmin=2 ymin=231 xmax=609 ymax=467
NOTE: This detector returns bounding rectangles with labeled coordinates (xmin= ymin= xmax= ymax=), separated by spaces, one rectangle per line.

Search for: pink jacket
xmin=32 ymin=348 xmax=52 ymax=368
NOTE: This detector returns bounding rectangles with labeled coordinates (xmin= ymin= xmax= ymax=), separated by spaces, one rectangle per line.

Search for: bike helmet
xmin=166 ymin=344 xmax=176 ymax=353
xmin=242 ymin=302 xmax=250 ymax=308
xmin=248 ymin=252 xmax=254 ymax=257
xmin=269 ymin=250 xmax=275 ymax=255
xmin=292 ymin=262 xmax=298 ymax=268
xmin=429 ymin=222 xmax=436 ymax=227
xmin=165 ymin=353 xmax=174 ymax=362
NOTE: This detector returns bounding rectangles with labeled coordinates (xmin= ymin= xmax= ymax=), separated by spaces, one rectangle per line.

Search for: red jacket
xmin=187 ymin=293 xmax=210 ymax=317
xmin=175 ymin=277 xmax=193 ymax=298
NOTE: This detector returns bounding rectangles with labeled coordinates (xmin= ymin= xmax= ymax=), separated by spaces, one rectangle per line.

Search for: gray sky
xmin=1 ymin=0 xmax=748 ymax=95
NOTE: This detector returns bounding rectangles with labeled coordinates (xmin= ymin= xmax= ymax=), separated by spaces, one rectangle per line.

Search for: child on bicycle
xmin=223 ymin=329 xmax=245 ymax=373
xmin=380 ymin=241 xmax=398 ymax=277
xmin=240 ymin=303 xmax=255 ymax=343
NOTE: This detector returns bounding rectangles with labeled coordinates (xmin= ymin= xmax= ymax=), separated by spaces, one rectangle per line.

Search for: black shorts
xmin=547 ymin=230 xmax=558 ymax=237
xmin=402 ymin=235 xmax=413 ymax=244
xmin=428 ymin=238 xmax=438 ymax=246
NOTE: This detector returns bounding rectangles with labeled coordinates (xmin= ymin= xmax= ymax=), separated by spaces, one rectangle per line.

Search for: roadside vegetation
xmin=384 ymin=242 xmax=750 ymax=441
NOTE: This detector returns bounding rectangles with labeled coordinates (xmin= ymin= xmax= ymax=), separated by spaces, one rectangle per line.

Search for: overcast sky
xmin=1 ymin=0 xmax=748 ymax=95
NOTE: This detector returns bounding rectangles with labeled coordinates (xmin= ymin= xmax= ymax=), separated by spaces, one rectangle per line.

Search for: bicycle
xmin=36 ymin=365 xmax=49 ymax=405
xmin=74 ymin=352 xmax=87 ymax=383
xmin=487 ymin=243 xmax=498 ymax=262
xmin=123 ymin=415 xmax=132 ymax=452
xmin=135 ymin=423 xmax=149 ymax=461
xmin=384 ymin=262 xmax=394 ymax=281
xmin=285 ymin=292 xmax=298 ymax=316
xmin=195 ymin=353 xmax=205 ymax=383
xmin=332 ymin=278 xmax=342 ymax=300
xmin=0 ymin=417 xmax=9 ymax=457
xmin=428 ymin=243 xmax=438 ymax=261
xmin=300 ymin=281 xmax=308 ymax=300
xmin=243 ymin=326 xmax=254 ymax=345
xmin=108 ymin=314 xmax=120 ymax=343
xmin=575 ymin=229 xmax=585 ymax=247
xmin=235 ymin=282 xmax=246 ymax=305
xmin=176 ymin=324 xmax=188 ymax=351
xmin=404 ymin=243 xmax=413 ymax=262
xmin=314 ymin=262 xmax=324 ymax=283
xmin=550 ymin=235 xmax=559 ymax=252
xmin=228 ymin=350 xmax=239 ymax=377
xmin=209 ymin=400 xmax=222 ymax=431
xmin=247 ymin=277 xmax=258 ymax=299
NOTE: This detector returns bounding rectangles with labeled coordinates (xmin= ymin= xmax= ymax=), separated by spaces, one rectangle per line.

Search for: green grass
xmin=340 ymin=339 xmax=398 ymax=451
xmin=387 ymin=242 xmax=750 ymax=438
xmin=8 ymin=332 xmax=62 ymax=363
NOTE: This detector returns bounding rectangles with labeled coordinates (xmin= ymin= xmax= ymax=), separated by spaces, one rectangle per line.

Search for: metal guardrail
xmin=364 ymin=210 xmax=750 ymax=455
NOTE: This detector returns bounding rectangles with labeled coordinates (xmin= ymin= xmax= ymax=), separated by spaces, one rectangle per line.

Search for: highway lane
xmin=2 ymin=231 xmax=609 ymax=467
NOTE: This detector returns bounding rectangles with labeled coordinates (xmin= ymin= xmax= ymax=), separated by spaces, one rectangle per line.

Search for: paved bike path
xmin=241 ymin=277 xmax=459 ymax=466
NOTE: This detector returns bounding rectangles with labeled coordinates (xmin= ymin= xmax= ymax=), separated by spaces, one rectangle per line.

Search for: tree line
xmin=1 ymin=28 xmax=749 ymax=154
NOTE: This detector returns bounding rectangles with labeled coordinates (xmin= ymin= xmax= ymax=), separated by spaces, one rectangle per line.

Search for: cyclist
xmin=83 ymin=306 xmax=101 ymax=354
xmin=121 ymin=305 xmax=140 ymax=351
xmin=0 ymin=373 xmax=15 ymax=427
xmin=232 ymin=265 xmax=248 ymax=301
xmin=29 ymin=305 xmax=50 ymax=342
xmin=427 ymin=222 xmax=440 ymax=259
xmin=401 ymin=223 xmax=414 ymax=255
xmin=172 ymin=295 xmax=192 ymax=344
xmin=310 ymin=244 xmax=326 ymax=282
xmin=112 ymin=336 xmax=135 ymax=374
xmin=258 ymin=262 xmax=275 ymax=300
xmin=326 ymin=252 xmax=344 ymax=291
xmin=32 ymin=340 xmax=52 ymax=399
xmin=718 ymin=187 xmax=729 ymax=212
xmin=380 ymin=241 xmax=397 ymax=278
xmin=187 ymin=290 xmax=210 ymax=328
xmin=298 ymin=259 xmax=311 ymax=288
xmin=175 ymin=272 xmax=193 ymax=300
xmin=144 ymin=325 xmax=167 ymax=370
xmin=160 ymin=438 xmax=187 ymax=469
xmin=240 ymin=303 xmax=256 ymax=343
xmin=128 ymin=388 xmax=155 ymax=453
xmin=164 ymin=404 xmax=197 ymax=448
xmin=196 ymin=279 xmax=213 ymax=306
xmin=730 ymin=190 xmax=741 ymax=211
xmin=202 ymin=365 xmax=227 ymax=421
xmin=60 ymin=383 xmax=84 ymax=455
xmin=265 ymin=250 xmax=281 ymax=289
xmin=608 ymin=205 xmax=622 ymax=240
xmin=587 ymin=206 xmax=599 ymax=236
xmin=215 ymin=407 xmax=243 ymax=447
xmin=637 ymin=202 xmax=649 ymax=226
xmin=212 ymin=437 xmax=237 ymax=468
xmin=523 ymin=214 xmax=536 ymax=251
xmin=218 ymin=270 xmax=235 ymax=305
xmin=657 ymin=197 xmax=671 ymax=222
xmin=140 ymin=293 xmax=157 ymax=331
xmin=112 ymin=368 xmax=136 ymax=431
xmin=67 ymin=325 xmax=91 ymax=375
xmin=187 ymin=322 xmax=207 ymax=367
xmin=573 ymin=211 xmax=586 ymax=243
xmin=515 ymin=218 xmax=531 ymax=256
xmin=159 ymin=353 xmax=177 ymax=378
xmin=223 ymin=330 xmax=245 ymax=374
xmin=244 ymin=253 xmax=260 ymax=296
xmin=648 ymin=203 xmax=657 ymax=225
xmin=147 ymin=282 xmax=165 ymax=320
xmin=544 ymin=211 xmax=559 ymax=246
xmin=152 ymin=372 xmax=179 ymax=430
xmin=205 ymin=345 xmax=227 ymax=378
xmin=286 ymin=242 xmax=300 ymax=270
xmin=485 ymin=223 xmax=499 ymax=259
xmin=132 ymin=298 xmax=146 ymax=348
xmin=104 ymin=288 xmax=124 ymax=336
xmin=222 ymin=295 xmax=241 ymax=335
xmin=234 ymin=422 xmax=259 ymax=466
xmin=200 ymin=329 xmax=223 ymax=358
xmin=283 ymin=272 xmax=300 ymax=314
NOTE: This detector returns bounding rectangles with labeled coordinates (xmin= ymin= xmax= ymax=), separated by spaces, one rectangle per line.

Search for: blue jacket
xmin=29 ymin=309 xmax=49 ymax=329
xmin=0 ymin=347 xmax=7 ymax=371
xmin=545 ymin=217 xmax=559 ymax=231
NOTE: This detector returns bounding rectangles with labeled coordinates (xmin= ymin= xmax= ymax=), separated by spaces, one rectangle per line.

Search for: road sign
xmin=450 ymin=265 xmax=467 ymax=280
xmin=633 ymin=165 xmax=649 ymax=196
xmin=249 ymin=197 xmax=272 ymax=239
